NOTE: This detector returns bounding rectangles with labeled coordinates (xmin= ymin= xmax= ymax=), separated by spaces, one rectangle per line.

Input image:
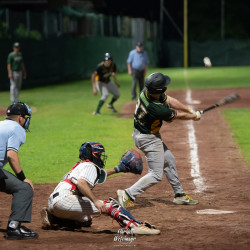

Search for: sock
xmin=8 ymin=221 xmax=19 ymax=229
xmin=109 ymin=97 xmax=117 ymax=105
xmin=96 ymin=100 xmax=104 ymax=112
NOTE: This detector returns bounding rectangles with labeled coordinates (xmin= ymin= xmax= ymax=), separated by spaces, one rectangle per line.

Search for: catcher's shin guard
xmin=105 ymin=198 xmax=141 ymax=228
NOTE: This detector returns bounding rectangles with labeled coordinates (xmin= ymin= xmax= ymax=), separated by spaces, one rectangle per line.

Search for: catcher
xmin=41 ymin=142 xmax=160 ymax=235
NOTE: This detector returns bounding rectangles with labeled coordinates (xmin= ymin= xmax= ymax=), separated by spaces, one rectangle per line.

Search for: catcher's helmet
xmin=79 ymin=142 xmax=107 ymax=168
xmin=6 ymin=102 xmax=32 ymax=131
xmin=104 ymin=52 xmax=112 ymax=61
xmin=145 ymin=72 xmax=171 ymax=94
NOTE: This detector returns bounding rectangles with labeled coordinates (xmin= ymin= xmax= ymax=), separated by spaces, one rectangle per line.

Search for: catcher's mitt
xmin=114 ymin=150 xmax=143 ymax=174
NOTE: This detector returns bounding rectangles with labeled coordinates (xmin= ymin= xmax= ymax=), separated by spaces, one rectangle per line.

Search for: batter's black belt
xmin=52 ymin=192 xmax=59 ymax=199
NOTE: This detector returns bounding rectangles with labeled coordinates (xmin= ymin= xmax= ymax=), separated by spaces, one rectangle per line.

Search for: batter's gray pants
xmin=126 ymin=128 xmax=184 ymax=200
xmin=10 ymin=71 xmax=23 ymax=103
xmin=0 ymin=169 xmax=34 ymax=222
xmin=96 ymin=81 xmax=120 ymax=102
xmin=131 ymin=69 xmax=144 ymax=100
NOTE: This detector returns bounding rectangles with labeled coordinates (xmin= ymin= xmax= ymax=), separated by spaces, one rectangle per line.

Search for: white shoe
xmin=117 ymin=190 xmax=134 ymax=208
xmin=131 ymin=222 xmax=160 ymax=235
xmin=173 ymin=194 xmax=198 ymax=205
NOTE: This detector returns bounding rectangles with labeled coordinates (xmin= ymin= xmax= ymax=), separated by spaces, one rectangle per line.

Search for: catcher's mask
xmin=145 ymin=72 xmax=171 ymax=95
xmin=79 ymin=142 xmax=107 ymax=169
xmin=6 ymin=102 xmax=32 ymax=131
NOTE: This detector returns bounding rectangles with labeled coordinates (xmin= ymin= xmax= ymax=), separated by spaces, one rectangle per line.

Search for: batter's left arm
xmin=167 ymin=96 xmax=190 ymax=113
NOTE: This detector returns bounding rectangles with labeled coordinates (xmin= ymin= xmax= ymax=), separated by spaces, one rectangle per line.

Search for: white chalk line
xmin=186 ymin=89 xmax=206 ymax=193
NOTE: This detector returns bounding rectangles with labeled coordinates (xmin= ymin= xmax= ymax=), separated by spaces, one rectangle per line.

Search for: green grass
xmin=222 ymin=109 xmax=250 ymax=164
xmin=0 ymin=66 xmax=250 ymax=183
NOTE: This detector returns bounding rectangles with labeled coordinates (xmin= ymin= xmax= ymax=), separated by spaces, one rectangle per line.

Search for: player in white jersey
xmin=41 ymin=142 xmax=160 ymax=235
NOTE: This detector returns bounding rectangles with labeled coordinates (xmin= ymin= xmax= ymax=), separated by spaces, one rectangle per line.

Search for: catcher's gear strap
xmin=63 ymin=160 xmax=105 ymax=190
xmin=106 ymin=199 xmax=141 ymax=228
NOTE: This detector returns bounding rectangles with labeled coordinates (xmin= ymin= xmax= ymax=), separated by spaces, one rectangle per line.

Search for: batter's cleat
xmin=131 ymin=222 xmax=160 ymax=235
xmin=5 ymin=225 xmax=38 ymax=240
xmin=93 ymin=111 xmax=101 ymax=115
xmin=117 ymin=189 xmax=134 ymax=208
xmin=107 ymin=104 xmax=117 ymax=113
xmin=173 ymin=193 xmax=198 ymax=205
xmin=41 ymin=207 xmax=53 ymax=229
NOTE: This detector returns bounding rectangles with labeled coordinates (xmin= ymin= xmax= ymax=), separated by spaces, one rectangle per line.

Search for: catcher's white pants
xmin=48 ymin=192 xmax=108 ymax=222
xmin=126 ymin=128 xmax=184 ymax=200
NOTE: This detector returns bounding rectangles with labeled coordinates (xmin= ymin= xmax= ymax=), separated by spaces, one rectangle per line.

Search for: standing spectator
xmin=127 ymin=42 xmax=149 ymax=100
xmin=0 ymin=102 xmax=38 ymax=240
xmin=91 ymin=52 xmax=120 ymax=115
xmin=7 ymin=42 xmax=27 ymax=103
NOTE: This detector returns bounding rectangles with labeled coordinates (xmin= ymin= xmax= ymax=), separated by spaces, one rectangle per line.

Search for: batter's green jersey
xmin=134 ymin=89 xmax=177 ymax=134
xmin=7 ymin=52 xmax=23 ymax=71
xmin=96 ymin=61 xmax=116 ymax=83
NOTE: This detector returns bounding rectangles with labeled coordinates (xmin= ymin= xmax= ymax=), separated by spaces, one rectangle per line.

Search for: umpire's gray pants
xmin=10 ymin=71 xmax=23 ymax=103
xmin=0 ymin=169 xmax=34 ymax=222
xmin=131 ymin=69 xmax=144 ymax=100
xmin=126 ymin=128 xmax=183 ymax=200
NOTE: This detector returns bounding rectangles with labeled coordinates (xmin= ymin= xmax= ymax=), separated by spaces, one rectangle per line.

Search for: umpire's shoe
xmin=5 ymin=222 xmax=38 ymax=240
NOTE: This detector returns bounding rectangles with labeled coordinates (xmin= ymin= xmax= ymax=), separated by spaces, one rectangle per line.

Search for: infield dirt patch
xmin=1 ymin=88 xmax=250 ymax=249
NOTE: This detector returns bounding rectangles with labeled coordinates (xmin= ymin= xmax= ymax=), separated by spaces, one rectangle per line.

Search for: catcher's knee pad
xmin=106 ymin=198 xmax=141 ymax=228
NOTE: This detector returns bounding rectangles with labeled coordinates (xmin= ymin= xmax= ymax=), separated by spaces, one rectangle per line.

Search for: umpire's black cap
xmin=6 ymin=102 xmax=32 ymax=117
xmin=136 ymin=42 xmax=143 ymax=47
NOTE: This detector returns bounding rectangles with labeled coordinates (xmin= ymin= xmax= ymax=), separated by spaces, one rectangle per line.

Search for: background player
xmin=92 ymin=53 xmax=120 ymax=115
xmin=0 ymin=102 xmax=38 ymax=240
xmin=7 ymin=42 xmax=27 ymax=103
xmin=41 ymin=142 xmax=160 ymax=235
xmin=117 ymin=72 xmax=202 ymax=208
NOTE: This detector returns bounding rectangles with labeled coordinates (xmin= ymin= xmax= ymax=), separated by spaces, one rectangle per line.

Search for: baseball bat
xmin=201 ymin=93 xmax=240 ymax=114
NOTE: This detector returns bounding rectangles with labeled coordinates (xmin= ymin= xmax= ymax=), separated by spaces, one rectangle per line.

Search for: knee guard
xmin=105 ymin=198 xmax=141 ymax=228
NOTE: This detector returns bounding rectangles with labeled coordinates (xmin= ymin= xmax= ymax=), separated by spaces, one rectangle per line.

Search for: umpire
xmin=0 ymin=102 xmax=38 ymax=240
xmin=127 ymin=42 xmax=149 ymax=100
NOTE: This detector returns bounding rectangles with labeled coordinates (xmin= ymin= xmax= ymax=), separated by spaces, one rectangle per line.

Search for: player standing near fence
xmin=117 ymin=73 xmax=202 ymax=208
xmin=7 ymin=42 xmax=27 ymax=103
xmin=92 ymin=53 xmax=120 ymax=115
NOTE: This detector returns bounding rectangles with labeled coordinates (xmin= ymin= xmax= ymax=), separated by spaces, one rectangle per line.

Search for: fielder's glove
xmin=114 ymin=150 xmax=143 ymax=175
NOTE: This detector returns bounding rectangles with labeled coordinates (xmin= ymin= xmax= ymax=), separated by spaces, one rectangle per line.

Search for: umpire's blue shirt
xmin=127 ymin=49 xmax=149 ymax=71
xmin=0 ymin=119 xmax=26 ymax=168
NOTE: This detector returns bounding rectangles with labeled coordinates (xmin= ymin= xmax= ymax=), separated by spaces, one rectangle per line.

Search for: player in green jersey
xmin=117 ymin=72 xmax=202 ymax=207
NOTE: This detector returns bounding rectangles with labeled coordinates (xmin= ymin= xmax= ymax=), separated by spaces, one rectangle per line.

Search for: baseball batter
xmin=92 ymin=53 xmax=120 ymax=115
xmin=117 ymin=73 xmax=202 ymax=207
xmin=41 ymin=142 xmax=160 ymax=235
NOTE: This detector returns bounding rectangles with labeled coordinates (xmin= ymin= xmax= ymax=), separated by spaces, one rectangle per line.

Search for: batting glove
xmin=194 ymin=111 xmax=202 ymax=121
xmin=189 ymin=108 xmax=196 ymax=114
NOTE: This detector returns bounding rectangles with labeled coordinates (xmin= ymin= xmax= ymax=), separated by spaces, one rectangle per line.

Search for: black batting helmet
xmin=104 ymin=52 xmax=112 ymax=61
xmin=145 ymin=73 xmax=171 ymax=94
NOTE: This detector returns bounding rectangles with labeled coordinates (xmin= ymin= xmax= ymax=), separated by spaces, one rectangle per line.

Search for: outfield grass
xmin=0 ymin=66 xmax=249 ymax=183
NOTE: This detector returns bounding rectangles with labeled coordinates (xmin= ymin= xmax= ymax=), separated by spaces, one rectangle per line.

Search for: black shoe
xmin=5 ymin=225 xmax=38 ymax=240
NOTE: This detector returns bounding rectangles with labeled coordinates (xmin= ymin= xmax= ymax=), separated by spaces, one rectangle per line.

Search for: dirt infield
xmin=1 ymin=88 xmax=250 ymax=249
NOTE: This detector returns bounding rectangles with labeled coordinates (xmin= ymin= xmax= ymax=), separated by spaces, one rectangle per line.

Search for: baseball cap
xmin=136 ymin=42 xmax=143 ymax=47
xmin=104 ymin=52 xmax=112 ymax=61
xmin=13 ymin=42 xmax=20 ymax=47
xmin=6 ymin=102 xmax=32 ymax=117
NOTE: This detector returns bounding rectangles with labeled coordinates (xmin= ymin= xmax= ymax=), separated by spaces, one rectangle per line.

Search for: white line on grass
xmin=186 ymin=89 xmax=206 ymax=193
